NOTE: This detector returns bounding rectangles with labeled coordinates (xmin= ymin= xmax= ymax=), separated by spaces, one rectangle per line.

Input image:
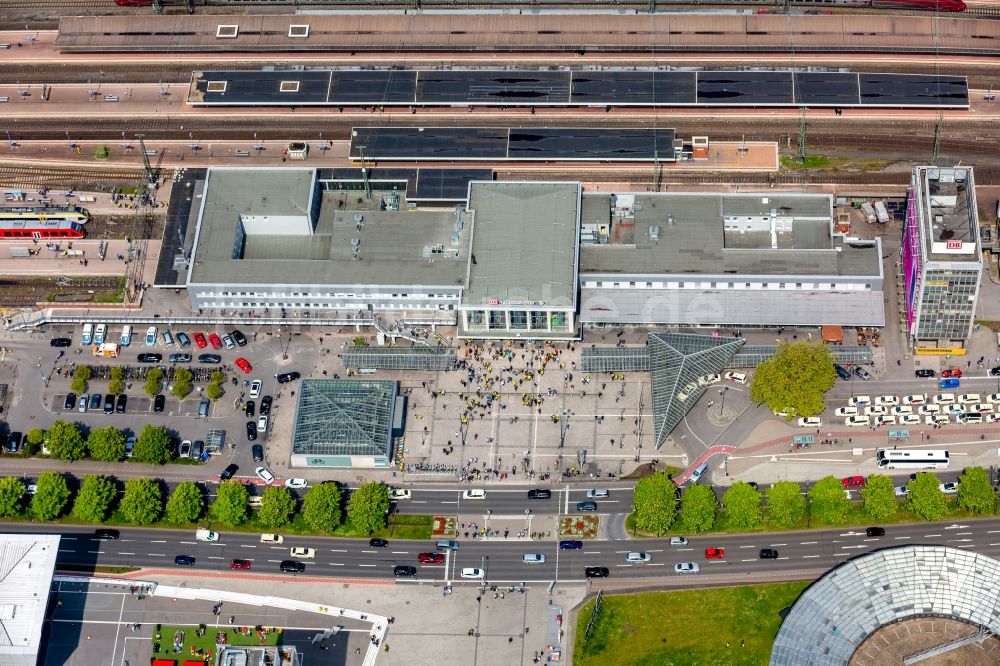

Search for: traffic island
xmin=560 ymin=515 xmax=600 ymax=539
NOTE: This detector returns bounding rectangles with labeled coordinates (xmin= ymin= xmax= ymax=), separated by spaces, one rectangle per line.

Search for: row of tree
xmin=71 ymin=366 xmax=227 ymax=402
xmin=20 ymin=421 xmax=174 ymax=464
xmin=0 ymin=473 xmax=391 ymax=534
xmin=633 ymin=467 xmax=997 ymax=535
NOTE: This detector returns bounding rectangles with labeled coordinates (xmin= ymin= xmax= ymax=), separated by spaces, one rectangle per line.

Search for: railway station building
xmin=902 ymin=166 xmax=982 ymax=352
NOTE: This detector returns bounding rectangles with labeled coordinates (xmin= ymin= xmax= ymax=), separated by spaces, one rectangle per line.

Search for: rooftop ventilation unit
xmin=649 ymin=225 xmax=660 ymax=241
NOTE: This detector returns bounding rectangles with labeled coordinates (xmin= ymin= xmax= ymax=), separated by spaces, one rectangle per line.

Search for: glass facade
xmin=461 ymin=308 xmax=576 ymax=337
xmin=913 ymin=267 xmax=980 ymax=341
xmin=340 ymin=347 xmax=456 ymax=371
xmin=291 ymin=379 xmax=396 ymax=460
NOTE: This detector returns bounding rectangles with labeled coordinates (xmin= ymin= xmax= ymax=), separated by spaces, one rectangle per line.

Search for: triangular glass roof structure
xmin=649 ymin=332 xmax=746 ymax=446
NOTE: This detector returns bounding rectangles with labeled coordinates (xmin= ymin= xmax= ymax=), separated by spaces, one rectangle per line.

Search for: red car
xmin=209 ymin=333 xmax=223 ymax=350
xmin=418 ymin=552 xmax=445 ymax=564
xmin=235 ymin=357 xmax=252 ymax=374
xmin=230 ymin=559 xmax=251 ymax=570
xmin=705 ymin=548 xmax=725 ymax=559
xmin=841 ymin=475 xmax=865 ymax=488
xmin=193 ymin=332 xmax=207 ymax=349
xmin=941 ymin=368 xmax=962 ymax=379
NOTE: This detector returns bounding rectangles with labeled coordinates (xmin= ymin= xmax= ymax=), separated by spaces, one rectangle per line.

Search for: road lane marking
xmin=894 ymin=536 xmax=911 ymax=539
xmin=956 ymin=532 xmax=972 ymax=536
xmin=58 ymin=549 xmax=75 ymax=553
xmin=150 ymin=540 xmax=166 ymax=543
xmin=390 ymin=551 xmax=410 ymax=555
xmin=802 ymin=555 xmax=819 ymax=559
xmin=741 ymin=559 xmax=756 ymax=562
xmin=739 ymin=545 xmax=756 ymax=549
xmin=148 ymin=553 xmax=165 ymax=557
xmin=925 ymin=534 xmax=942 ymax=537
xmin=119 ymin=552 xmax=134 ymax=555
xmin=800 ymin=541 xmax=817 ymax=545
xmin=770 ymin=543 xmax=787 ymax=547
xmin=329 ymin=549 xmax=347 ymax=553
xmin=358 ymin=564 xmax=376 ymax=568
xmin=328 ymin=562 xmax=345 ymax=566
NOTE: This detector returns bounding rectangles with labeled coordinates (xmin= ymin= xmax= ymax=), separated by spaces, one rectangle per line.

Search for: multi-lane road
xmin=13 ymin=517 xmax=1000 ymax=585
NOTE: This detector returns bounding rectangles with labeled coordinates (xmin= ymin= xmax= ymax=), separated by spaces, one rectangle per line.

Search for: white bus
xmin=876 ymin=449 xmax=950 ymax=470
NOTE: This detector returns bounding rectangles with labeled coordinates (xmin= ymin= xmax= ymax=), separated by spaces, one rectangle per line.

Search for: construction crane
xmin=124 ymin=134 xmax=159 ymax=303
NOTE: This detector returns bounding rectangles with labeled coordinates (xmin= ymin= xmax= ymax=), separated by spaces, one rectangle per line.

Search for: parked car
xmin=833 ymin=363 xmax=851 ymax=380
xmin=939 ymin=378 xmax=960 ymax=390
xmin=246 ymin=422 xmax=257 ymax=441
xmin=197 ymin=353 xmax=222 ymax=364
xmin=942 ymin=368 xmax=962 ymax=378
xmin=285 ymin=478 xmax=308 ymax=489
xmin=191 ymin=440 xmax=204 ymax=460
xmin=193 ymin=332 xmax=207 ymax=348
xmin=797 ymin=417 xmax=822 ymax=427
xmin=940 ymin=482 xmax=959 ymax=494
xmin=418 ymin=552 xmax=444 ymax=564
xmin=220 ymin=463 xmax=239 ymax=481
xmin=252 ymin=444 xmax=264 ymax=462
xmin=176 ymin=332 xmax=192 ymax=348
xmin=257 ymin=415 xmax=269 ymax=433
xmin=585 ymin=566 xmax=610 ymax=578
xmin=250 ymin=380 xmax=262 ymax=399
xmin=103 ymin=394 xmax=115 ymax=414
xmin=276 ymin=372 xmax=301 ymax=384
xmin=255 ymin=466 xmax=275 ymax=484
xmin=144 ymin=326 xmax=157 ymax=346
xmin=231 ymin=330 xmax=248 ymax=346
xmin=78 ymin=394 xmax=88 ymax=413
xmin=125 ymin=436 xmax=136 ymax=458
xmin=169 ymin=353 xmax=192 ymax=363
xmin=915 ymin=369 xmax=936 ymax=378
xmin=89 ymin=393 xmax=102 ymax=410
xmin=245 ymin=400 xmax=255 ymax=418
xmin=260 ymin=396 xmax=272 ymax=416
xmin=50 ymin=337 xmax=72 ymax=347
xmin=279 ymin=560 xmax=304 ymax=573
xmin=394 ymin=565 xmax=417 ymax=577
xmin=527 ymin=488 xmax=552 ymax=499
xmin=853 ymin=366 xmax=873 ymax=381
xmin=222 ymin=334 xmax=236 ymax=350
xmin=137 ymin=353 xmax=162 ymax=363
xmin=235 ymin=357 xmax=252 ymax=374
xmin=724 ymin=371 xmax=747 ymax=384
xmin=153 ymin=394 xmax=165 ymax=412
xmin=64 ymin=392 xmax=76 ymax=410
xmin=115 ymin=394 xmax=127 ymax=413
xmin=842 ymin=475 xmax=866 ymax=488
xmin=6 ymin=432 xmax=21 ymax=453
xmin=178 ymin=440 xmax=192 ymax=458
xmin=209 ymin=333 xmax=223 ymax=350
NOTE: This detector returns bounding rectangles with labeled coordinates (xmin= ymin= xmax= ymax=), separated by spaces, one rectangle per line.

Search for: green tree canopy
xmin=119 ymin=478 xmax=163 ymax=525
xmin=172 ymin=368 xmax=193 ymax=400
xmin=24 ymin=428 xmax=44 ymax=455
xmin=678 ymin=484 xmax=718 ymax=533
xmin=808 ymin=475 xmax=851 ymax=525
xmin=957 ymin=466 xmax=995 ymax=516
xmin=860 ymin=473 xmax=898 ymax=522
xmin=164 ymin=481 xmax=204 ymax=524
xmin=258 ymin=486 xmax=296 ymax=529
xmin=205 ymin=383 xmax=224 ymax=401
xmin=30 ymin=472 xmax=70 ymax=521
xmin=109 ymin=366 xmax=125 ymax=395
xmin=347 ymin=482 xmax=390 ymax=534
xmin=748 ymin=340 xmax=836 ymax=417
xmin=144 ymin=368 xmax=163 ymax=398
xmin=907 ymin=472 xmax=948 ymax=521
xmin=72 ymin=475 xmax=117 ymax=522
xmin=211 ymin=481 xmax=249 ymax=525
xmin=721 ymin=481 xmax=763 ymax=529
xmin=0 ymin=477 xmax=25 ymax=517
xmin=302 ymin=482 xmax=343 ymax=533
xmin=46 ymin=420 xmax=87 ymax=462
xmin=70 ymin=365 xmax=92 ymax=394
xmin=210 ymin=371 xmax=225 ymax=385
xmin=87 ymin=426 xmax=126 ymax=462
xmin=631 ymin=471 xmax=678 ymax=535
xmin=132 ymin=424 xmax=173 ymax=465
xmin=767 ymin=481 xmax=808 ymax=528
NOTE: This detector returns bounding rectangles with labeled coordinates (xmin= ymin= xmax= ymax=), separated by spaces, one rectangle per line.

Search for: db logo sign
xmin=946 ymin=241 xmax=962 ymax=250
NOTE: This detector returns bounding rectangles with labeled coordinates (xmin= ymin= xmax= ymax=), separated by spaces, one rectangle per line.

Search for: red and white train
xmin=0 ymin=206 xmax=88 ymax=239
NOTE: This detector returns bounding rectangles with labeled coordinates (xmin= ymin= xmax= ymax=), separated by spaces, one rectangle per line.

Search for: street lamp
xmin=719 ymin=387 xmax=728 ymax=416
xmin=559 ymin=409 xmax=570 ymax=448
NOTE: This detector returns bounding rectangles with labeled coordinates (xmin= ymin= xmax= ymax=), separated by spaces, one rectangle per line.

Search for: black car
xmin=559 ymin=540 xmax=583 ymax=550
xmin=220 ymin=463 xmax=239 ymax=481
xmin=576 ymin=501 xmax=597 ymax=512
xmin=260 ymin=396 xmax=273 ymax=416
xmin=50 ymin=337 xmax=72 ymax=347
xmin=169 ymin=353 xmax=192 ymax=363
xmin=104 ymin=394 xmax=115 ymax=414
xmin=370 ymin=538 xmax=389 ymax=548
xmin=174 ymin=555 xmax=195 ymax=566
xmin=115 ymin=394 xmax=127 ymax=413
xmin=198 ymin=353 xmax=222 ymax=364
xmin=915 ymin=369 xmax=936 ymax=378
xmin=231 ymin=329 xmax=248 ymax=347
xmin=90 ymin=393 xmax=102 ymax=410
xmin=528 ymin=488 xmax=552 ymax=499
xmin=759 ymin=548 xmax=779 ymax=559
xmin=245 ymin=400 xmax=255 ymax=418
xmin=833 ymin=364 xmax=851 ymax=380
xmin=176 ymin=332 xmax=192 ymax=348
xmin=246 ymin=422 xmax=257 ymax=441
xmin=252 ymin=444 xmax=264 ymax=462
xmin=393 ymin=565 xmax=417 ymax=577
xmin=64 ymin=392 xmax=76 ymax=410
xmin=153 ymin=394 xmax=165 ymax=413
xmin=276 ymin=372 xmax=301 ymax=384
xmin=191 ymin=440 xmax=204 ymax=459
xmin=94 ymin=528 xmax=120 ymax=540
xmin=991 ymin=367 xmax=1000 ymax=377
xmin=584 ymin=567 xmax=609 ymax=578
xmin=280 ymin=560 xmax=305 ymax=573
xmin=866 ymin=527 xmax=885 ymax=537
xmin=137 ymin=353 xmax=162 ymax=363
xmin=6 ymin=432 xmax=21 ymax=453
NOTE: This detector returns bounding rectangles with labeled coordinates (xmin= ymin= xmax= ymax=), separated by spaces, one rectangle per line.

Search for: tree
xmin=631 ymin=471 xmax=678 ymax=535
xmin=0 ymin=477 xmax=25 ymax=517
xmin=87 ymin=426 xmax=126 ymax=462
xmin=172 ymin=368 xmax=193 ymax=400
xmin=211 ymin=481 xmax=249 ymax=526
xmin=749 ymin=340 xmax=836 ymax=417
xmin=205 ymin=383 xmax=224 ymax=401
xmin=119 ymin=478 xmax=162 ymax=525
xmin=144 ymin=368 xmax=163 ymax=398
xmin=957 ymin=466 xmax=995 ymax=515
xmin=70 ymin=365 xmax=91 ymax=395
xmin=24 ymin=428 xmax=44 ymax=455
xmin=860 ymin=473 xmax=897 ymax=522
xmin=767 ymin=481 xmax=808 ymax=528
xmin=95 ymin=145 xmax=109 ymax=159
xmin=46 ymin=420 xmax=87 ymax=462
xmin=721 ymin=482 xmax=763 ymax=529
xmin=808 ymin=475 xmax=851 ymax=525
xmin=258 ymin=486 xmax=296 ymax=529
xmin=347 ymin=482 xmax=390 ymax=534
xmin=302 ymin=482 xmax=343 ymax=533
xmin=164 ymin=482 xmax=204 ymax=524
xmin=132 ymin=424 xmax=173 ymax=465
xmin=210 ymin=371 xmax=225 ymax=385
xmin=678 ymin=484 xmax=717 ymax=533
xmin=109 ymin=366 xmax=125 ymax=396
xmin=72 ymin=475 xmax=117 ymax=522
xmin=907 ymin=472 xmax=948 ymax=521
xmin=30 ymin=472 xmax=70 ymax=521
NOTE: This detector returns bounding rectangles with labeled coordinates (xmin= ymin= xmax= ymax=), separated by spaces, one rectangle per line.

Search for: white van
xmin=933 ymin=394 xmax=956 ymax=405
xmin=81 ymin=323 xmax=93 ymax=345
xmin=960 ymin=412 xmax=983 ymax=424
xmin=120 ymin=325 xmax=132 ymax=346
xmin=522 ymin=553 xmax=546 ymax=564
xmin=93 ymin=324 xmax=106 ymax=345
xmin=462 ymin=489 xmax=486 ymax=500
xmin=689 ymin=462 xmax=709 ymax=484
xmin=195 ymin=529 xmax=219 ymax=542
xmin=834 ymin=406 xmax=858 ymax=417
xmin=260 ymin=533 xmax=284 ymax=544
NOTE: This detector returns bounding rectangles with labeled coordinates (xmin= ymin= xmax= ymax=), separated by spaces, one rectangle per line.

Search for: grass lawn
xmin=574 ymin=581 xmax=809 ymax=666
xmin=151 ymin=624 xmax=281 ymax=662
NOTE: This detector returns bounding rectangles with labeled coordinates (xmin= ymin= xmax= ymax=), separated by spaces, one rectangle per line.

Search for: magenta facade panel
xmin=901 ymin=190 xmax=921 ymax=333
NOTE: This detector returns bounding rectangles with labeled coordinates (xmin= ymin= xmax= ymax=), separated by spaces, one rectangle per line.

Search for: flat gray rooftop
xmin=189 ymin=168 xmax=469 ymax=288
xmin=580 ymin=193 xmax=880 ymax=277
xmin=917 ymin=166 xmax=980 ymax=262
xmin=464 ymin=182 xmax=579 ymax=308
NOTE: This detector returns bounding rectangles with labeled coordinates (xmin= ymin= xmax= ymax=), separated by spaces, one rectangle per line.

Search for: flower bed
xmin=432 ymin=515 xmax=457 ymax=536
xmin=559 ymin=515 xmax=599 ymax=539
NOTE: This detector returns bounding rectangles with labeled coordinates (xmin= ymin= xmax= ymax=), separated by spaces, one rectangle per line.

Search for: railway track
xmin=0 ymin=163 xmax=143 ymax=190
